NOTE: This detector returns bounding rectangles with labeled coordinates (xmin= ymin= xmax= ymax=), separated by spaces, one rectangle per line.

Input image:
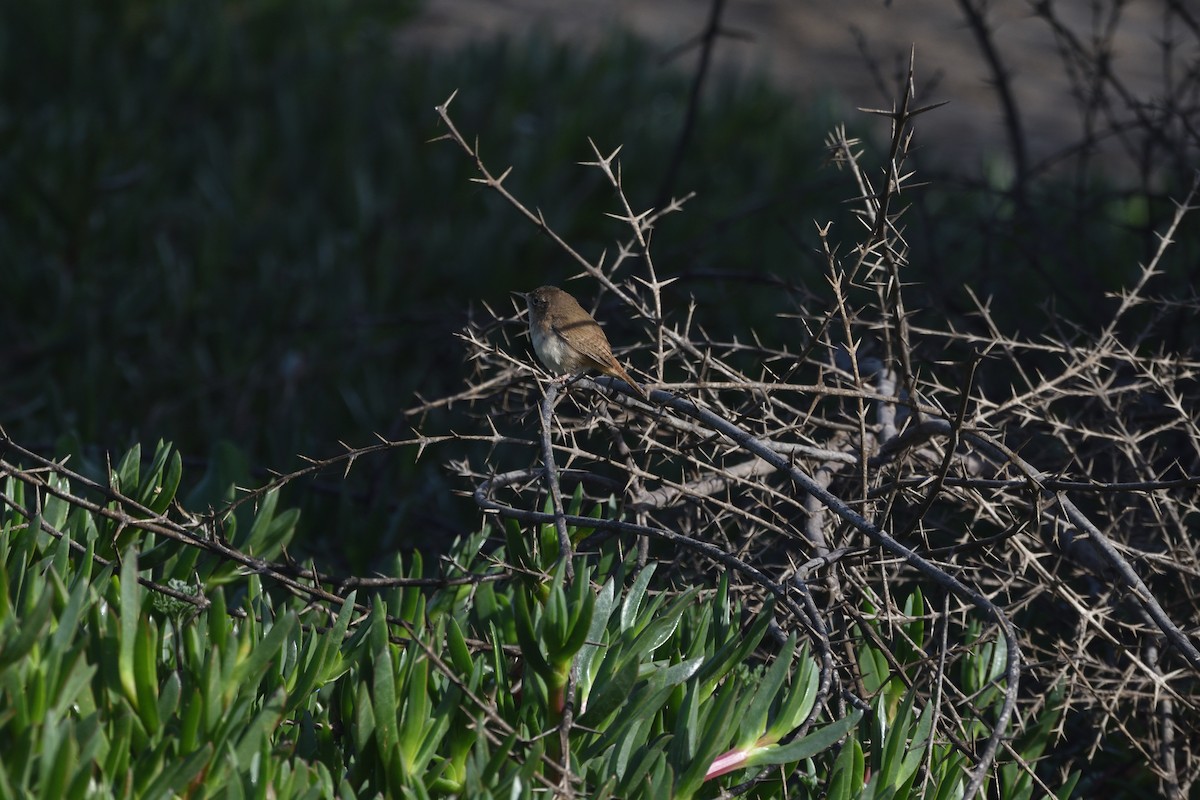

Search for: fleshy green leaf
xmin=118 ymin=548 xmax=142 ymax=710
xmin=745 ymin=710 xmax=863 ymax=767
xmin=827 ymin=735 xmax=865 ymax=800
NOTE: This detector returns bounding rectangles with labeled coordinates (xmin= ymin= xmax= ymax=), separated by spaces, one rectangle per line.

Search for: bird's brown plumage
xmin=523 ymin=286 xmax=647 ymax=400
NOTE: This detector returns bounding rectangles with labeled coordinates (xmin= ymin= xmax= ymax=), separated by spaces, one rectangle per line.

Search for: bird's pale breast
xmin=531 ymin=322 xmax=577 ymax=373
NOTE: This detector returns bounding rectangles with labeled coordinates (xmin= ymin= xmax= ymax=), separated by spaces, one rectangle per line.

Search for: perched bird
xmin=519 ymin=285 xmax=647 ymax=400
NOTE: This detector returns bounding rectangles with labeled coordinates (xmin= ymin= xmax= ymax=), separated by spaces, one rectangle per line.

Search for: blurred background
xmin=2 ymin=0 xmax=1196 ymax=568
xmin=402 ymin=0 xmax=1179 ymax=171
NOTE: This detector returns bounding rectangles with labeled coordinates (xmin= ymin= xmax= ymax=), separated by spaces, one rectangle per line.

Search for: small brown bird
xmin=520 ymin=285 xmax=648 ymax=400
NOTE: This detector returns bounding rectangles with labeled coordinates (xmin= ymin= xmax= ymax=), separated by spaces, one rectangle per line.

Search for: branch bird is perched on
xmin=519 ymin=285 xmax=647 ymax=400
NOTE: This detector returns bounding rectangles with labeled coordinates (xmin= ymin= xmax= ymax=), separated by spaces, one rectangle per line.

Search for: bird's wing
xmin=554 ymin=318 xmax=617 ymax=369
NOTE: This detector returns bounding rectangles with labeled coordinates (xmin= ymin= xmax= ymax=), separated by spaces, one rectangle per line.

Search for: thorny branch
xmin=435 ymin=56 xmax=1200 ymax=795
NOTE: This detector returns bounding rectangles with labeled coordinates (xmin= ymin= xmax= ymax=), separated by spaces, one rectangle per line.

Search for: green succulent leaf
xmin=117 ymin=548 xmax=143 ymax=711
xmin=827 ymin=735 xmax=865 ymax=800
xmin=746 ymin=709 xmax=863 ymax=768
xmin=738 ymin=634 xmax=796 ymax=748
